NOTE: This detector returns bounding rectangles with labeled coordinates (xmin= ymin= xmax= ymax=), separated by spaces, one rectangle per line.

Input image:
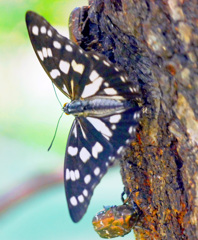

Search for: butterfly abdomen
xmin=64 ymin=98 xmax=134 ymax=117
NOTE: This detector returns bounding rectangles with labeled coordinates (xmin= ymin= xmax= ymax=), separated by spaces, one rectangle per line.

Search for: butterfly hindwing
xmin=85 ymin=52 xmax=140 ymax=100
xmin=64 ymin=118 xmax=113 ymax=222
xmin=64 ymin=106 xmax=141 ymax=222
xmin=86 ymin=107 xmax=141 ymax=156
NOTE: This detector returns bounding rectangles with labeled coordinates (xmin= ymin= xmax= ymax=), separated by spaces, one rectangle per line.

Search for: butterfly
xmin=26 ymin=11 xmax=141 ymax=222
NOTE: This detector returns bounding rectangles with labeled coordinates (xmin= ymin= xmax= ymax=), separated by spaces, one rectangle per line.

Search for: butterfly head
xmin=63 ymin=103 xmax=70 ymax=115
xmin=63 ymin=100 xmax=84 ymax=115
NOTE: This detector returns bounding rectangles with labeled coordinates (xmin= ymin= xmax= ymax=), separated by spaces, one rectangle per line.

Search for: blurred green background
xmin=0 ymin=0 xmax=135 ymax=239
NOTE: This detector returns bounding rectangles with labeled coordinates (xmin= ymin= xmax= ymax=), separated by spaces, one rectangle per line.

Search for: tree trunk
xmin=69 ymin=0 xmax=198 ymax=239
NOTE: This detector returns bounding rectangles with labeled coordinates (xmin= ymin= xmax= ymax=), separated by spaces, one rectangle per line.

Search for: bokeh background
xmin=0 ymin=0 xmax=135 ymax=239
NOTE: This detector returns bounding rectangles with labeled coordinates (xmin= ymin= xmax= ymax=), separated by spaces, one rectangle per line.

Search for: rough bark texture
xmin=69 ymin=0 xmax=198 ymax=239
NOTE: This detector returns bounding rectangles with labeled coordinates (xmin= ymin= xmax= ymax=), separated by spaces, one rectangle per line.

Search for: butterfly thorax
xmin=63 ymin=98 xmax=133 ymax=117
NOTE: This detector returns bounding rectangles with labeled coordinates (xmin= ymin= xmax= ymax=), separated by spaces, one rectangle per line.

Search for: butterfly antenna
xmin=48 ymin=112 xmax=64 ymax=151
xmin=51 ymin=82 xmax=62 ymax=108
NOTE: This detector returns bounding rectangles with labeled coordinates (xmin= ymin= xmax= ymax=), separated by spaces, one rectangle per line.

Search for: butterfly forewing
xmin=26 ymin=11 xmax=141 ymax=223
xmin=26 ymin=11 xmax=140 ymax=102
xmin=26 ymin=11 xmax=91 ymax=99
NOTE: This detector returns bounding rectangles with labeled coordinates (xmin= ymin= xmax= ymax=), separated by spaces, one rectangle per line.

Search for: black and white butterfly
xmin=26 ymin=11 xmax=141 ymax=222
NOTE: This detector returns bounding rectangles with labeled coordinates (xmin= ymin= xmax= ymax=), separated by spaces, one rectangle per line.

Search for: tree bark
xmin=69 ymin=0 xmax=198 ymax=239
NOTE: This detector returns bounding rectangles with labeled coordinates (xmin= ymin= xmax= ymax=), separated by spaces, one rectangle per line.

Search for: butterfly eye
xmin=26 ymin=11 xmax=141 ymax=223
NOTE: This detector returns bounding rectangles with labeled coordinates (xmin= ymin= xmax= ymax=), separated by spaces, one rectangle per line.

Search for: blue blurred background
xmin=0 ymin=0 xmax=135 ymax=239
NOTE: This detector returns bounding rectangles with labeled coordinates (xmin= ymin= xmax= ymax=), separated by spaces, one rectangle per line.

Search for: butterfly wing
xmin=26 ymin=11 xmax=92 ymax=99
xmin=65 ymin=107 xmax=141 ymax=222
xmin=64 ymin=118 xmax=113 ymax=222
xmin=26 ymin=11 xmax=140 ymax=101
xmin=79 ymin=51 xmax=140 ymax=101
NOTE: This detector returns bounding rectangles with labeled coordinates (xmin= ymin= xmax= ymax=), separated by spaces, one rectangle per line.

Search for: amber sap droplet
xmin=92 ymin=205 xmax=141 ymax=238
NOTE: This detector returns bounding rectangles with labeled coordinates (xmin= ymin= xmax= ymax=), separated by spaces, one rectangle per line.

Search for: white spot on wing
xmin=59 ymin=60 xmax=70 ymax=74
xmin=83 ymin=189 xmax=88 ymax=197
xmin=94 ymin=167 xmax=100 ymax=176
xmin=79 ymin=122 xmax=87 ymax=139
xmin=121 ymin=76 xmax=126 ymax=82
xmin=70 ymin=170 xmax=75 ymax=181
xmin=89 ymin=70 xmax=99 ymax=82
xmin=53 ymin=41 xmax=61 ymax=49
xmin=73 ymin=125 xmax=77 ymax=138
xmin=80 ymin=147 xmax=91 ymax=163
xmin=87 ymin=117 xmax=112 ymax=139
xmin=81 ymin=77 xmax=103 ymax=98
xmin=103 ymin=60 xmax=110 ymax=66
xmin=62 ymin=85 xmax=69 ymax=95
xmin=68 ymin=146 xmax=78 ymax=156
xmin=50 ymin=69 xmax=61 ymax=79
xmin=92 ymin=142 xmax=103 ymax=158
xmin=133 ymin=87 xmax=137 ymax=92
xmin=84 ymin=174 xmax=91 ymax=184
xmin=65 ymin=168 xmax=70 ymax=180
xmin=129 ymin=87 xmax=134 ymax=92
xmin=65 ymin=45 xmax=73 ymax=52
xmin=71 ymin=60 xmax=85 ymax=74
xmin=134 ymin=112 xmax=140 ymax=119
xmin=32 ymin=25 xmax=39 ymax=35
xmin=40 ymin=26 xmax=46 ymax=34
xmin=104 ymin=88 xmax=118 ymax=95
xmin=57 ymin=34 xmax=63 ymax=38
xmin=70 ymin=196 xmax=77 ymax=206
xmin=111 ymin=124 xmax=116 ymax=130
xmin=37 ymin=50 xmax=44 ymax=61
xmin=47 ymin=29 xmax=52 ymax=37
xmin=109 ymin=114 xmax=121 ymax=123
xmin=42 ymin=47 xmax=47 ymax=58
xmin=93 ymin=54 xmax=99 ymax=60
xmin=117 ymin=146 xmax=124 ymax=154
xmin=47 ymin=48 xmax=53 ymax=57
xmin=109 ymin=156 xmax=115 ymax=161
xmin=126 ymin=139 xmax=131 ymax=144
xmin=74 ymin=169 xmax=80 ymax=180
xmin=78 ymin=195 xmax=84 ymax=203
xmin=129 ymin=126 xmax=135 ymax=134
